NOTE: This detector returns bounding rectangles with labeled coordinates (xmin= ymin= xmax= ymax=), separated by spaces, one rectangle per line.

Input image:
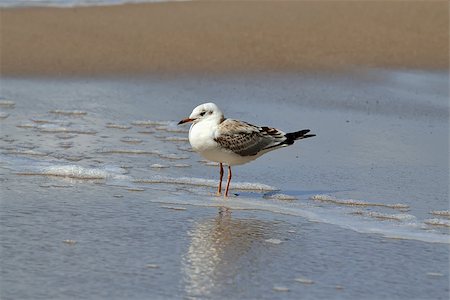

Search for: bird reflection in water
xmin=182 ymin=208 xmax=274 ymax=298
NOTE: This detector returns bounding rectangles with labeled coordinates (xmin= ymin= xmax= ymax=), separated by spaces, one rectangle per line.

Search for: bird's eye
xmin=199 ymin=111 xmax=206 ymax=116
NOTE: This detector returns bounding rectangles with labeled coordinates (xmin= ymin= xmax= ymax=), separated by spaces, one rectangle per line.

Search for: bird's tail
xmin=284 ymin=129 xmax=315 ymax=145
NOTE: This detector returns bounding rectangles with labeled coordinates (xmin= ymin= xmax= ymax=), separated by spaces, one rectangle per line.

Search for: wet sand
xmin=0 ymin=71 xmax=449 ymax=299
xmin=1 ymin=1 xmax=448 ymax=76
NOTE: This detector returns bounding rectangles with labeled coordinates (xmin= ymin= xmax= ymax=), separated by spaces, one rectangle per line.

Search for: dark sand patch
xmin=1 ymin=1 xmax=448 ymax=76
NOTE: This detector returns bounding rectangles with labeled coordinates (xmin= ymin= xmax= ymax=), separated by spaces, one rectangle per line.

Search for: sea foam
xmin=36 ymin=124 xmax=97 ymax=134
xmin=49 ymin=110 xmax=87 ymax=116
xmin=0 ymin=100 xmax=15 ymax=107
xmin=17 ymin=164 xmax=127 ymax=180
xmin=430 ymin=210 xmax=450 ymax=218
xmin=106 ymin=123 xmax=132 ymax=130
xmin=311 ymin=194 xmax=409 ymax=209
xmin=131 ymin=120 xmax=170 ymax=127
xmin=134 ymin=175 xmax=278 ymax=191
xmin=424 ymin=218 xmax=450 ymax=228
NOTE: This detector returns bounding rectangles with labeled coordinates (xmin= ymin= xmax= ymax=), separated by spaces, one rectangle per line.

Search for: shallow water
xmin=1 ymin=70 xmax=449 ymax=299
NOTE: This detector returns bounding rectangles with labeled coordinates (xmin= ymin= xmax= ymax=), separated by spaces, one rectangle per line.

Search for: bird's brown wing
xmin=214 ymin=119 xmax=288 ymax=156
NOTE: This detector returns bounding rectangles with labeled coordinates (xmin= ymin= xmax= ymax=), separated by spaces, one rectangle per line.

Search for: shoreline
xmin=1 ymin=1 xmax=448 ymax=76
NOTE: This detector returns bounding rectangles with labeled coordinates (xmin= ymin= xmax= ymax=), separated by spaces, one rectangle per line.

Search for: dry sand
xmin=0 ymin=1 xmax=448 ymax=76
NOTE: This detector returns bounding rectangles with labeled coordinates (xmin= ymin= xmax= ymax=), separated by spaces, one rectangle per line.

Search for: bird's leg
xmin=224 ymin=166 xmax=232 ymax=197
xmin=216 ymin=163 xmax=224 ymax=196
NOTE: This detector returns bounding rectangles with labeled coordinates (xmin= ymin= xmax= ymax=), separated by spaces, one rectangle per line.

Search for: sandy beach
xmin=1 ymin=1 xmax=449 ymax=299
xmin=1 ymin=1 xmax=448 ymax=76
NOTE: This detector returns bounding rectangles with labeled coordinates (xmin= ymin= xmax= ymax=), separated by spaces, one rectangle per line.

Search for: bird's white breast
xmin=189 ymin=120 xmax=218 ymax=152
xmin=189 ymin=120 xmax=259 ymax=166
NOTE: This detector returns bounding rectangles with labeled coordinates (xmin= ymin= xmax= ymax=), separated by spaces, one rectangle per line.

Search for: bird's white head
xmin=178 ymin=102 xmax=224 ymax=125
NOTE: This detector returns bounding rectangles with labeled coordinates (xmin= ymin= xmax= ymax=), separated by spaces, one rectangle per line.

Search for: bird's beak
xmin=178 ymin=118 xmax=194 ymax=125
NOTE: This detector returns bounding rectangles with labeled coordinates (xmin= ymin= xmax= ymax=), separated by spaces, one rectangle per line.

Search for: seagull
xmin=178 ymin=103 xmax=315 ymax=197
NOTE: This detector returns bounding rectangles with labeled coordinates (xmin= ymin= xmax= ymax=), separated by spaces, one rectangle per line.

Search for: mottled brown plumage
xmin=214 ymin=119 xmax=310 ymax=157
